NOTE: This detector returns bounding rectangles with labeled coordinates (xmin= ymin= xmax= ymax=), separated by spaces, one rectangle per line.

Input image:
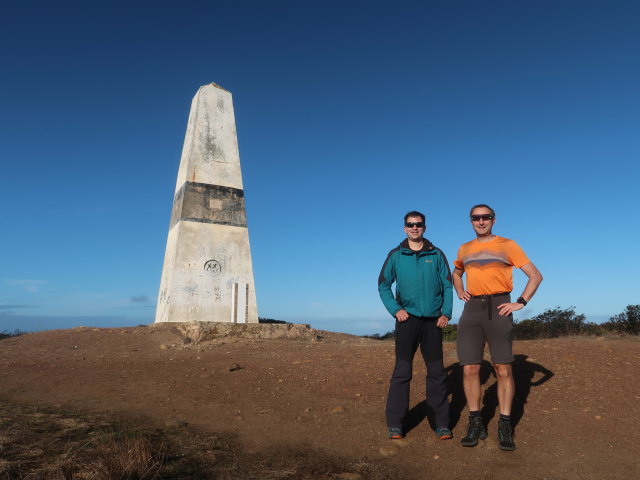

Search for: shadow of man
xmin=510 ymin=354 xmax=554 ymax=425
xmin=403 ymin=399 xmax=428 ymax=433
xmin=404 ymin=356 xmax=553 ymax=433
xmin=481 ymin=354 xmax=554 ymax=427
xmin=445 ymin=360 xmax=493 ymax=429
xmin=404 ymin=360 xmax=493 ymax=433
xmin=441 ymin=356 xmax=553 ymax=430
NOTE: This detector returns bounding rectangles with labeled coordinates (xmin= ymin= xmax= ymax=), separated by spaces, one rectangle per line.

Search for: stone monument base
xmin=151 ymin=321 xmax=318 ymax=343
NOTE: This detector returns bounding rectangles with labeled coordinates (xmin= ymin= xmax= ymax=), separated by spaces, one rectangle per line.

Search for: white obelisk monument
xmin=155 ymin=83 xmax=258 ymax=324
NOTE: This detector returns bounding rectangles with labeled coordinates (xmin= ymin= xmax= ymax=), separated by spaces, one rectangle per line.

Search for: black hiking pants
xmin=386 ymin=314 xmax=450 ymax=431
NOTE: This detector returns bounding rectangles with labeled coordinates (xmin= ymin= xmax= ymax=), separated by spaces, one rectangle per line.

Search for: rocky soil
xmin=1 ymin=323 xmax=639 ymax=479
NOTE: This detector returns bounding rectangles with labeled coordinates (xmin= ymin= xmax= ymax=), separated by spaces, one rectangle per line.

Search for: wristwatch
xmin=516 ymin=297 xmax=527 ymax=306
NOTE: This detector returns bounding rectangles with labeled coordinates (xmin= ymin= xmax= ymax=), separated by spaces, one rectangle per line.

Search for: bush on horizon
xmin=364 ymin=324 xmax=458 ymax=342
xmin=363 ymin=331 xmax=395 ymax=340
xmin=0 ymin=329 xmax=24 ymax=340
xmin=364 ymin=305 xmax=640 ymax=342
xmin=258 ymin=317 xmax=290 ymax=324
xmin=513 ymin=306 xmax=588 ymax=339
xmin=514 ymin=305 xmax=640 ymax=339
xmin=605 ymin=304 xmax=640 ymax=335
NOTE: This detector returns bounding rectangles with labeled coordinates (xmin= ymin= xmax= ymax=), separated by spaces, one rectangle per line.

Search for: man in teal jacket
xmin=378 ymin=210 xmax=453 ymax=440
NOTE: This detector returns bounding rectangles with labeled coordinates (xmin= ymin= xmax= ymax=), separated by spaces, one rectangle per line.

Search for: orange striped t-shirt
xmin=454 ymin=236 xmax=530 ymax=295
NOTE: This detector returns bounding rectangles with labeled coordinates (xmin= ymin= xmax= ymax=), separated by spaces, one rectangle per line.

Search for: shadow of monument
xmin=405 ymin=355 xmax=554 ymax=433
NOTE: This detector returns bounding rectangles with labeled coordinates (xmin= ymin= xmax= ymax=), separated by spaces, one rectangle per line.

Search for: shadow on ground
xmin=404 ymin=355 xmax=554 ymax=433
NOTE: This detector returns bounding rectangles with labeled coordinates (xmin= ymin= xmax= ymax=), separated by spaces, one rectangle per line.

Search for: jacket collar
xmin=399 ymin=238 xmax=435 ymax=253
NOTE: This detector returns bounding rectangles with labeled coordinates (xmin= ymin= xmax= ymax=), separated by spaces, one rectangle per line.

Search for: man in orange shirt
xmin=453 ymin=204 xmax=542 ymax=451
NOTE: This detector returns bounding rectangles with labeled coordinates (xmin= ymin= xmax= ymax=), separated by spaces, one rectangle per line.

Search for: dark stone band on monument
xmin=169 ymin=181 xmax=247 ymax=229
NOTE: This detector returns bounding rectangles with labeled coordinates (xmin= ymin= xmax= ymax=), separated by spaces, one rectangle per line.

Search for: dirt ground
xmin=1 ymin=323 xmax=639 ymax=480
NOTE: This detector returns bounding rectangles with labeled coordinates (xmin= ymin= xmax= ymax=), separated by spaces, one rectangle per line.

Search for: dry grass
xmin=0 ymin=402 xmax=169 ymax=479
xmin=0 ymin=399 xmax=407 ymax=480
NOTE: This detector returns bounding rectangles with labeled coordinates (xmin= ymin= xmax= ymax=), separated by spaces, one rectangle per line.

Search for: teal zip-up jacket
xmin=378 ymin=238 xmax=453 ymax=319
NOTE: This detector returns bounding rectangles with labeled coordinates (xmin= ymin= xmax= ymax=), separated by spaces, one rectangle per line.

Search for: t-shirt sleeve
xmin=453 ymin=247 xmax=465 ymax=270
xmin=508 ymin=241 xmax=530 ymax=269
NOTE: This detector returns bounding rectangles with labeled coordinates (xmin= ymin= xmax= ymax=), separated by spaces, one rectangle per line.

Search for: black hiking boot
xmin=498 ymin=418 xmax=516 ymax=451
xmin=460 ymin=415 xmax=487 ymax=447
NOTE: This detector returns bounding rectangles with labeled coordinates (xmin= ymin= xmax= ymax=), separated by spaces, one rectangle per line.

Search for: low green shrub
xmin=258 ymin=318 xmax=290 ymax=324
xmin=607 ymin=305 xmax=640 ymax=335
xmin=363 ymin=330 xmax=395 ymax=340
xmin=0 ymin=329 xmax=24 ymax=340
xmin=512 ymin=306 xmax=640 ymax=340
xmin=513 ymin=307 xmax=588 ymax=339
xmin=442 ymin=324 xmax=457 ymax=342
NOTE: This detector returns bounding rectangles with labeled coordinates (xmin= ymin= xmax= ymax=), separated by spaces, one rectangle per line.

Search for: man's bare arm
xmin=498 ymin=262 xmax=543 ymax=316
xmin=518 ymin=262 xmax=543 ymax=301
xmin=453 ymin=268 xmax=471 ymax=302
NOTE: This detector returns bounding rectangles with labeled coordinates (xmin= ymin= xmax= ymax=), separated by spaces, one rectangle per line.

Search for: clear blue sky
xmin=1 ymin=1 xmax=638 ymax=335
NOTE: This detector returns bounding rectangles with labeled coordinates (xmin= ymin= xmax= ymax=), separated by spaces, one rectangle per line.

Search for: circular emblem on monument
xmin=204 ymin=259 xmax=223 ymax=277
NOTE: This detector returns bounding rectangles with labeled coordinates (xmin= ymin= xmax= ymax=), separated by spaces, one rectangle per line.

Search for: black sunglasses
xmin=405 ymin=222 xmax=425 ymax=228
xmin=470 ymin=214 xmax=494 ymax=221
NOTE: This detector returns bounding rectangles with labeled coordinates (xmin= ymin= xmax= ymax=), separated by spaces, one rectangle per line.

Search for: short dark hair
xmin=469 ymin=204 xmax=495 ymax=218
xmin=404 ymin=210 xmax=425 ymax=223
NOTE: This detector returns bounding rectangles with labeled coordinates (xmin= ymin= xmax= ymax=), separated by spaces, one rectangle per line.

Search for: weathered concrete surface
xmin=156 ymin=83 xmax=258 ymax=324
xmin=175 ymin=83 xmax=245 ymax=191
xmin=153 ymin=321 xmax=319 ymax=343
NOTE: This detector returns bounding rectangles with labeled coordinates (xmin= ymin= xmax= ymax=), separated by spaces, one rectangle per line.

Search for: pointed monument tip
xmin=205 ymin=82 xmax=231 ymax=93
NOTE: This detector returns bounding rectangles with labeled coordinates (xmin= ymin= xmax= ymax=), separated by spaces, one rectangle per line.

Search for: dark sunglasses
xmin=405 ymin=222 xmax=425 ymax=228
xmin=471 ymin=214 xmax=494 ymax=221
